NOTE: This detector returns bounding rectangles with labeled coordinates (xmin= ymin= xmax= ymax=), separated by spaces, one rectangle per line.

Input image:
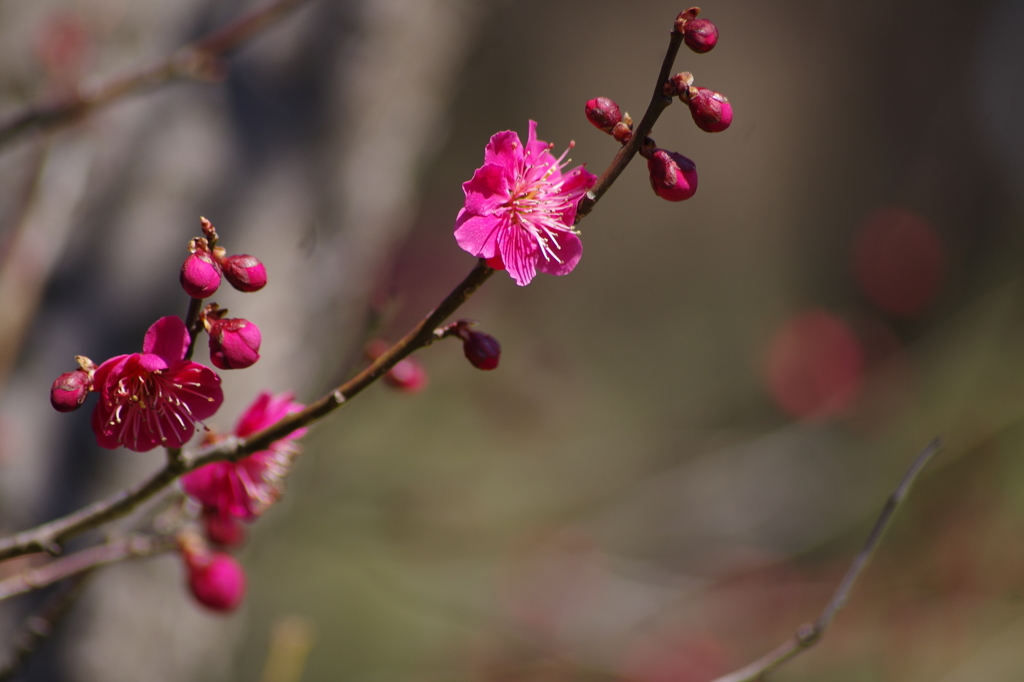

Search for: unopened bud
xmin=647 ymin=149 xmax=698 ymax=201
xmin=185 ymin=551 xmax=246 ymax=612
xmin=684 ymin=18 xmax=718 ymax=53
xmin=50 ymin=369 xmax=91 ymax=412
xmin=180 ymin=249 xmax=221 ymax=299
xmin=220 ymin=254 xmax=267 ymax=293
xmin=463 ymin=331 xmax=501 ymax=370
xmin=204 ymin=510 xmax=245 ymax=547
xmin=585 ymin=97 xmax=622 ymax=133
xmin=673 ymin=7 xmax=701 ymax=34
xmin=366 ymin=340 xmax=429 ymax=393
xmin=208 ymin=318 xmax=261 ymax=370
xmin=685 ymin=87 xmax=732 ymax=132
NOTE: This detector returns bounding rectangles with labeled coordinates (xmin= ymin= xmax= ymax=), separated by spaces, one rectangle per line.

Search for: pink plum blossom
xmin=91 ymin=316 xmax=223 ymax=452
xmin=182 ymin=391 xmax=306 ymax=522
xmin=454 ymin=120 xmax=597 ymax=286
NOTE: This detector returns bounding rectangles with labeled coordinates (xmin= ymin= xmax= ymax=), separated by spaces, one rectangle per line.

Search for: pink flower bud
xmin=50 ymin=369 xmax=91 ymax=412
xmin=647 ymin=149 xmax=698 ymax=202
xmin=585 ymin=97 xmax=622 ymax=133
xmin=686 ymin=87 xmax=732 ymax=133
xmin=208 ymin=318 xmax=261 ymax=370
xmin=180 ymin=250 xmax=221 ymax=299
xmin=203 ymin=510 xmax=245 ymax=547
xmin=220 ymin=254 xmax=267 ymax=293
xmin=186 ymin=552 xmax=246 ymax=612
xmin=463 ymin=331 xmax=501 ymax=370
xmin=683 ymin=18 xmax=719 ymax=53
xmin=385 ymin=357 xmax=428 ymax=393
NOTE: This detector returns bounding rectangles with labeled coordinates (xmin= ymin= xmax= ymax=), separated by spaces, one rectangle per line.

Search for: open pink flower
xmin=91 ymin=316 xmax=223 ymax=452
xmin=454 ymin=120 xmax=597 ymax=286
xmin=182 ymin=392 xmax=306 ymax=522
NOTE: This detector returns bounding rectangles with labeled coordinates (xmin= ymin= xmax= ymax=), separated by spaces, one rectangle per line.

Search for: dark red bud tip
xmin=684 ymin=18 xmax=718 ymax=53
xmin=50 ymin=369 xmax=91 ymax=412
xmin=208 ymin=318 xmax=261 ymax=370
xmin=463 ymin=331 xmax=501 ymax=370
xmin=180 ymin=250 xmax=221 ymax=299
xmin=186 ymin=552 xmax=246 ymax=612
xmin=220 ymin=254 xmax=267 ymax=293
xmin=687 ymin=87 xmax=732 ymax=132
xmin=648 ymin=149 xmax=698 ymax=201
xmin=585 ymin=97 xmax=622 ymax=133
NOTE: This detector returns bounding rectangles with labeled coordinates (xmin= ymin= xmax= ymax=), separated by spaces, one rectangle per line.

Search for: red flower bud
xmin=50 ymin=369 xmax=91 ymax=412
xmin=208 ymin=318 xmax=261 ymax=370
xmin=463 ymin=331 xmax=501 ymax=370
xmin=203 ymin=510 xmax=245 ymax=547
xmin=220 ymin=254 xmax=267 ymax=293
xmin=186 ymin=552 xmax=246 ymax=612
xmin=180 ymin=250 xmax=221 ymax=299
xmin=683 ymin=18 xmax=719 ymax=53
xmin=585 ymin=97 xmax=622 ymax=133
xmin=686 ymin=87 xmax=732 ymax=133
xmin=647 ymin=149 xmax=698 ymax=202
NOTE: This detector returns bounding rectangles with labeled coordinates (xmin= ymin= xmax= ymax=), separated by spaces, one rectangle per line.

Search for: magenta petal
xmin=536 ymin=232 xmax=582 ymax=276
xmin=142 ymin=316 xmax=189 ymax=363
xmin=483 ymin=130 xmax=524 ymax=170
xmin=137 ymin=353 xmax=169 ymax=372
xmin=461 ymin=163 xmax=510 ymax=213
xmin=170 ymin=362 xmax=224 ymax=421
xmin=454 ymin=213 xmax=504 ymax=258
xmin=497 ymin=226 xmax=538 ymax=287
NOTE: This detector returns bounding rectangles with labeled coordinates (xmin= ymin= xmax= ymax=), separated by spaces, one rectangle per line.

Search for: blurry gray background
xmin=2 ymin=1 xmax=1024 ymax=681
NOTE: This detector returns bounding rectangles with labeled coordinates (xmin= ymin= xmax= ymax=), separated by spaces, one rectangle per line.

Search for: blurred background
xmin=1 ymin=0 xmax=1024 ymax=680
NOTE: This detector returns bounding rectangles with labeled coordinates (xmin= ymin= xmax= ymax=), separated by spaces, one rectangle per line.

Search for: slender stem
xmin=0 ymin=534 xmax=175 ymax=602
xmin=0 ymin=261 xmax=494 ymax=561
xmin=575 ymin=25 xmax=684 ymax=222
xmin=708 ymin=438 xmax=942 ymax=682
xmin=0 ymin=0 xmax=310 ymax=154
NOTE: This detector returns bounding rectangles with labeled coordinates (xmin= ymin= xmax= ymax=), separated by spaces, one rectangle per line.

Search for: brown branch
xmin=708 ymin=437 xmax=942 ymax=682
xmin=0 ymin=0 xmax=310 ymax=154
xmin=0 ymin=533 xmax=176 ymax=602
xmin=0 ymin=260 xmax=494 ymax=561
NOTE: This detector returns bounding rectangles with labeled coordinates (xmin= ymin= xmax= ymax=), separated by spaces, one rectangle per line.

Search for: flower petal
xmin=142 ymin=316 xmax=189 ymax=363
xmin=496 ymin=225 xmax=538 ymax=286
xmin=536 ymin=231 xmax=583 ymax=277
xmin=455 ymin=213 xmax=505 ymax=259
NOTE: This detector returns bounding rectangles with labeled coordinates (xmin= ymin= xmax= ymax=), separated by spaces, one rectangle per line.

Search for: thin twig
xmin=0 ymin=0 xmax=310 ymax=154
xmin=0 ymin=533 xmax=176 ymax=602
xmin=708 ymin=437 xmax=942 ymax=682
xmin=0 ymin=261 xmax=494 ymax=561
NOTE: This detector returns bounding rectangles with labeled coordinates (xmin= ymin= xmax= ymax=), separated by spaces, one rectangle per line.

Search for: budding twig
xmin=575 ymin=16 xmax=686 ymax=220
xmin=0 ymin=0 xmax=310 ymax=154
xmin=0 ymin=260 xmax=495 ymax=561
xmin=708 ymin=438 xmax=942 ymax=682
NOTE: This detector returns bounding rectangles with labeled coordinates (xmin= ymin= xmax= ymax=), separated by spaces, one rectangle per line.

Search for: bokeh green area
xmin=228 ymin=1 xmax=1024 ymax=681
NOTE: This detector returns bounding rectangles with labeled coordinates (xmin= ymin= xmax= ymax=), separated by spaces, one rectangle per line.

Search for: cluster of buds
xmin=180 ymin=217 xmax=267 ymax=299
xmin=584 ymin=7 xmax=730 ymax=203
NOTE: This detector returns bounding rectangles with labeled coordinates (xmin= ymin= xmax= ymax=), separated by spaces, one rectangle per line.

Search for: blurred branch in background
xmin=0 ymin=0 xmax=310 ymax=155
